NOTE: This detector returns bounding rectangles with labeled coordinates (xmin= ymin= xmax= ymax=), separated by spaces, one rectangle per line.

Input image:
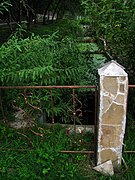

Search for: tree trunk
xmin=43 ymin=0 xmax=54 ymax=24
xmin=52 ymin=0 xmax=62 ymax=22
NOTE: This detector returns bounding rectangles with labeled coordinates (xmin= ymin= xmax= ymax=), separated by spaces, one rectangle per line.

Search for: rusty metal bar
xmin=72 ymin=89 xmax=76 ymax=135
xmin=60 ymin=150 xmax=94 ymax=154
xmin=0 ymin=85 xmax=98 ymax=157
xmin=0 ymin=85 xmax=96 ymax=89
xmin=128 ymin=85 xmax=135 ymax=88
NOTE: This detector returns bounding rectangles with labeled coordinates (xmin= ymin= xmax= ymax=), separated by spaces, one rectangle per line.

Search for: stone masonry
xmin=97 ymin=60 xmax=128 ymax=169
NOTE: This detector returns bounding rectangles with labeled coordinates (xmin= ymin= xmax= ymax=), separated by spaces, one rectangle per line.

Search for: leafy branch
xmin=0 ymin=1 xmax=12 ymax=14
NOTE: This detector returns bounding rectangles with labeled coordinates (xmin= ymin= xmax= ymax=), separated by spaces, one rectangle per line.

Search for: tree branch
xmin=99 ymin=37 xmax=113 ymax=60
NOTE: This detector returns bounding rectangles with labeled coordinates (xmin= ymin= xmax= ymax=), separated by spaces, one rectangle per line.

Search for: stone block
xmin=115 ymin=94 xmax=124 ymax=104
xmin=93 ymin=160 xmax=114 ymax=176
xmin=99 ymin=149 xmax=118 ymax=167
xmin=103 ymin=77 xmax=118 ymax=95
xmin=103 ymin=96 xmax=112 ymax=113
xmin=100 ymin=125 xmax=122 ymax=148
xmin=119 ymin=77 xmax=126 ymax=82
xmin=102 ymin=103 xmax=124 ymax=125
xmin=119 ymin=84 xmax=125 ymax=93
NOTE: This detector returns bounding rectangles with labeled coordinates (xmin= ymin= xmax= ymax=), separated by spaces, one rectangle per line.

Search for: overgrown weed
xmin=0 ymin=119 xmax=135 ymax=179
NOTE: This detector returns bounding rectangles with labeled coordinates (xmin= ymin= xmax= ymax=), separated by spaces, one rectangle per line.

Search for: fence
xmin=0 ymin=85 xmax=98 ymax=162
xmin=0 ymin=83 xmax=135 ymax=167
xmin=0 ymin=60 xmax=135 ymax=175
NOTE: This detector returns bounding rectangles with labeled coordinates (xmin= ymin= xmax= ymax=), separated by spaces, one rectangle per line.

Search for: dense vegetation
xmin=0 ymin=120 xmax=135 ymax=179
xmin=1 ymin=0 xmax=135 ymax=83
xmin=0 ymin=123 xmax=91 ymax=179
xmin=0 ymin=0 xmax=135 ymax=179
xmin=80 ymin=0 xmax=135 ymax=83
xmin=0 ymin=31 xmax=106 ymax=86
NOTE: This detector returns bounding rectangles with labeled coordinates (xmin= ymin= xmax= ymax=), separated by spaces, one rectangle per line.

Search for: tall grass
xmin=0 ymin=116 xmax=135 ymax=179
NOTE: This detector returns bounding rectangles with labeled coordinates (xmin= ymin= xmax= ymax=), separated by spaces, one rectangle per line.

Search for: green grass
xmin=0 ymin=123 xmax=94 ymax=179
xmin=30 ymin=19 xmax=83 ymax=38
xmin=0 ymin=119 xmax=135 ymax=180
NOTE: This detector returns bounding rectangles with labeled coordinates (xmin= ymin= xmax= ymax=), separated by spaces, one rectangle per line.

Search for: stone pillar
xmin=97 ymin=60 xmax=128 ymax=169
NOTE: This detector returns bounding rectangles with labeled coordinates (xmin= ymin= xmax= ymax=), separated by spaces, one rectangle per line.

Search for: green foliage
xmin=0 ymin=26 xmax=106 ymax=120
xmin=0 ymin=124 xmax=87 ymax=179
xmin=0 ymin=1 xmax=12 ymax=14
xmin=80 ymin=0 xmax=135 ymax=83
xmin=78 ymin=42 xmax=106 ymax=85
xmin=0 ymin=32 xmax=85 ymax=86
xmin=0 ymin=119 xmax=135 ymax=179
xmin=80 ymin=0 xmax=135 ymax=117
xmin=0 ymin=30 xmax=104 ymax=85
xmin=78 ymin=43 xmax=99 ymax=53
xmin=31 ymin=19 xmax=83 ymax=38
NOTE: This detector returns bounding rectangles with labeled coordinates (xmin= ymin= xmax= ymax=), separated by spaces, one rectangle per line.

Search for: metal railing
xmin=0 ymin=85 xmax=98 ymax=160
